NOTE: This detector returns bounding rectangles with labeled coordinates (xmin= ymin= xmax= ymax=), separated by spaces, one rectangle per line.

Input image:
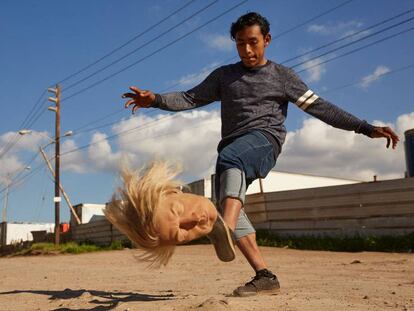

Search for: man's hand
xmin=371 ymin=126 xmax=399 ymax=149
xmin=122 ymin=86 xmax=155 ymax=114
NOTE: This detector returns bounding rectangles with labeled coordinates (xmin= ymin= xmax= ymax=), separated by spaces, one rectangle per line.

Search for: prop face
xmin=154 ymin=192 xmax=217 ymax=245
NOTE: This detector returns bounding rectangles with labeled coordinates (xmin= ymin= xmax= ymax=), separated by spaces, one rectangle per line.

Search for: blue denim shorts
xmin=214 ymin=130 xmax=279 ymax=239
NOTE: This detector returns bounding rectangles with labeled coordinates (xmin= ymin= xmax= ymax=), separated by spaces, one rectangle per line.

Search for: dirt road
xmin=0 ymin=245 xmax=412 ymax=310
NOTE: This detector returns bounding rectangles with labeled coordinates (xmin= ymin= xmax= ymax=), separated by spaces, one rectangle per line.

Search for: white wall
xmin=79 ymin=204 xmax=106 ymax=223
xmin=200 ymin=171 xmax=360 ymax=198
xmin=6 ymin=223 xmax=54 ymax=244
xmin=248 ymin=171 xmax=360 ymax=194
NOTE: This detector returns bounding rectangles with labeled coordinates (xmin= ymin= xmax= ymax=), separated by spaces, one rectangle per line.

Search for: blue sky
xmin=1 ymin=0 xmax=413 ymax=223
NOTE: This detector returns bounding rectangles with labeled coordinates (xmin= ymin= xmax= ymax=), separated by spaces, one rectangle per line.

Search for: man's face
xmin=235 ymin=24 xmax=271 ymax=68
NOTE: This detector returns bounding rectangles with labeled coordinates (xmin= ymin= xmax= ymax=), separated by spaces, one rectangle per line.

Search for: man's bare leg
xmin=236 ymin=233 xmax=267 ymax=271
xmin=222 ymin=197 xmax=280 ymax=296
xmin=222 ymin=197 xmax=267 ymax=271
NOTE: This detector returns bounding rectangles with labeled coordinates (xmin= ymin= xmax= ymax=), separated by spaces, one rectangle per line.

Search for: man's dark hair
xmin=230 ymin=12 xmax=270 ymax=40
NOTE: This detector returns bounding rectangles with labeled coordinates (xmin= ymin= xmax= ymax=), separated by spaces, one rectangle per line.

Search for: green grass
xmin=12 ymin=240 xmax=128 ymax=256
xmin=255 ymin=230 xmax=414 ymax=252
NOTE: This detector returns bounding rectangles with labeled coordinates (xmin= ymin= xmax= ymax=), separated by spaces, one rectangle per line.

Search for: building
xmin=187 ymin=169 xmax=361 ymax=200
xmin=0 ymin=222 xmax=54 ymax=246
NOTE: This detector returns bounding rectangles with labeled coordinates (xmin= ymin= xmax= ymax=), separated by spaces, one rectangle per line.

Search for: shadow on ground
xmin=0 ymin=288 xmax=175 ymax=310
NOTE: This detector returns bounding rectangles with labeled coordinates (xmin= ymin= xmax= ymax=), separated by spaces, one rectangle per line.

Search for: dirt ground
xmin=0 ymin=245 xmax=413 ymax=311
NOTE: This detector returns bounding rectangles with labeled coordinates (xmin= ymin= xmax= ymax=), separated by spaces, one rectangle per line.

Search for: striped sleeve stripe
xmin=295 ymin=90 xmax=313 ymax=107
xmin=301 ymin=93 xmax=319 ymax=110
xmin=295 ymin=89 xmax=319 ymax=111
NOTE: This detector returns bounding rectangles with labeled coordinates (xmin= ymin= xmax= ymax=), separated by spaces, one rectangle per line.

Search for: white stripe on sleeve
xmin=301 ymin=94 xmax=319 ymax=110
xmin=295 ymin=90 xmax=313 ymax=107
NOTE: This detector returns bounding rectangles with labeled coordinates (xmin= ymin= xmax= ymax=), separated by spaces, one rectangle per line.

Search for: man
xmin=122 ymin=12 xmax=399 ymax=297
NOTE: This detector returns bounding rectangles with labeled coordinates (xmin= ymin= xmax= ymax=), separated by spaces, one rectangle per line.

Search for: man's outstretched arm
xmin=284 ymin=68 xmax=399 ymax=149
xmin=122 ymin=68 xmax=221 ymax=114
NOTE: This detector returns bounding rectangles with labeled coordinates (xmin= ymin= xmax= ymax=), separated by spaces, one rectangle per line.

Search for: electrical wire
xmin=61 ymin=0 xmax=248 ymax=102
xmin=4 ymin=60 xmax=413 ymax=196
xmin=296 ymin=25 xmax=414 ymax=74
xmin=272 ymin=0 xmax=355 ymax=40
xmin=49 ymin=0 xmax=355 ymax=137
xmin=63 ymin=0 xmax=219 ymax=92
xmin=54 ymin=0 xmax=198 ymax=86
xmin=282 ymin=7 xmax=414 ymax=64
xmin=321 ymin=63 xmax=414 ymax=94
xmin=290 ymin=15 xmax=414 ymax=69
xmin=0 ymin=91 xmax=47 ymax=159
xmin=0 ymin=1 xmax=199 ymax=162
xmin=5 ymin=1 xmax=411 ymax=195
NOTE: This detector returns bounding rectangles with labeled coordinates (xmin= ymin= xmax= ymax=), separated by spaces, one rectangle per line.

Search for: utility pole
xmin=48 ymin=85 xmax=61 ymax=245
xmin=39 ymin=147 xmax=81 ymax=225
xmin=2 ymin=173 xmax=10 ymax=223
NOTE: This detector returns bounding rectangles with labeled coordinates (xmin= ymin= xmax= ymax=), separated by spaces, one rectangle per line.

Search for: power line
xmin=0 ymin=1 xmax=200 ymax=163
xmin=0 ymin=162 xmax=45 ymax=196
xmin=59 ymin=57 xmax=414 ymax=160
xmin=5 ymin=61 xmax=414 ymax=196
xmin=0 ymin=91 xmax=47 ymax=160
xmin=61 ymin=0 xmax=248 ymax=102
xmin=282 ymin=7 xmax=414 ymax=64
xmin=290 ymin=15 xmax=414 ymax=69
xmin=63 ymin=0 xmax=219 ymax=92
xmin=64 ymin=7 xmax=413 ymax=135
xmin=321 ymin=63 xmax=414 ymax=94
xmin=296 ymin=25 xmax=414 ymax=74
xmin=54 ymin=0 xmax=198 ymax=86
xmin=71 ymin=108 xmax=125 ymax=133
xmin=273 ymin=0 xmax=355 ymax=39
xmin=0 ymin=0 xmax=358 ymax=196
xmin=47 ymin=4 xmax=414 ymax=145
xmin=62 ymin=0 xmax=354 ymax=135
xmin=61 ymin=112 xmax=176 ymax=156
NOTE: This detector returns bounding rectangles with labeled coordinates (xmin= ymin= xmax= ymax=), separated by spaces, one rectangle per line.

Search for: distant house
xmin=0 ymin=222 xmax=54 ymax=246
xmin=70 ymin=203 xmax=106 ymax=226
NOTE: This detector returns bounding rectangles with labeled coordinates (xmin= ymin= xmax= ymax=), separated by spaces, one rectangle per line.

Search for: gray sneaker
xmin=233 ymin=269 xmax=280 ymax=297
xmin=207 ymin=214 xmax=236 ymax=262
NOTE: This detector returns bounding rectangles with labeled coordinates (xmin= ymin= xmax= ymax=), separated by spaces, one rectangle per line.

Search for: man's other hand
xmin=122 ymin=86 xmax=155 ymax=114
xmin=371 ymin=126 xmax=399 ymax=149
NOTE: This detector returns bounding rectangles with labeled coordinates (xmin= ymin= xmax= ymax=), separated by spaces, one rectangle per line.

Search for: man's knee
xmin=219 ymin=168 xmax=247 ymax=205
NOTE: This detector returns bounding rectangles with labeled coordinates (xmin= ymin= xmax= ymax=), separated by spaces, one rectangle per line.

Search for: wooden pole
xmin=1 ymin=174 xmax=10 ymax=223
xmin=39 ymin=147 xmax=81 ymax=225
xmin=259 ymin=178 xmax=264 ymax=194
xmin=54 ymin=85 xmax=61 ymax=245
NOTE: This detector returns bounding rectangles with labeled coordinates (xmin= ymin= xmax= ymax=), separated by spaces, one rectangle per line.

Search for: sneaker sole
xmin=207 ymin=214 xmax=236 ymax=262
xmin=233 ymin=287 xmax=280 ymax=297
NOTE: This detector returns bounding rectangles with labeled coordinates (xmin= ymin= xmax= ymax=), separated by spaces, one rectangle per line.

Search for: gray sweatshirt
xmin=153 ymin=60 xmax=374 ymax=153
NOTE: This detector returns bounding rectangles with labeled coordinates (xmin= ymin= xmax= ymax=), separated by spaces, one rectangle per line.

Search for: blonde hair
xmin=104 ymin=161 xmax=183 ymax=267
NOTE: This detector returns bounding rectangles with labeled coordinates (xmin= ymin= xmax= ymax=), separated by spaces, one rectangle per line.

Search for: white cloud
xmin=301 ymin=56 xmax=327 ymax=82
xmin=88 ymin=132 xmax=122 ymax=172
xmin=11 ymin=110 xmax=412 ymax=186
xmin=277 ymin=112 xmax=414 ymax=181
xmin=60 ymin=139 xmax=88 ymax=173
xmin=111 ymin=110 xmax=221 ymax=181
xmin=201 ymin=33 xmax=233 ymax=52
xmin=308 ymin=20 xmax=363 ymax=36
xmin=359 ymin=65 xmax=390 ymax=89
xmin=0 ymin=155 xmax=26 ymax=186
xmin=0 ymin=130 xmax=51 ymax=153
xmin=173 ymin=62 xmax=221 ymax=87
xmin=0 ymin=130 xmax=52 ymax=186
xmin=396 ymin=112 xmax=414 ymax=134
